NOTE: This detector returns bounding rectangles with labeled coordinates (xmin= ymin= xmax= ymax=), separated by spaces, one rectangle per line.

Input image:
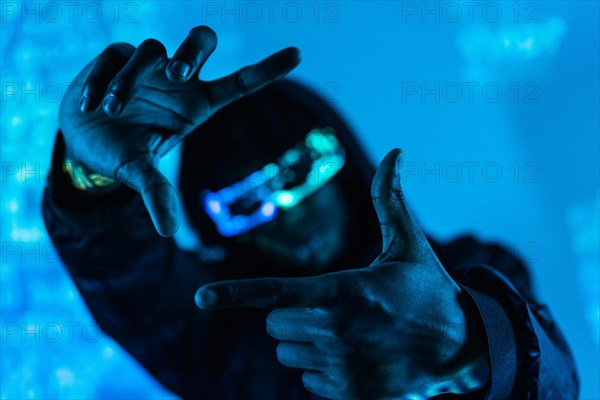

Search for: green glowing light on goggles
xmin=202 ymin=126 xmax=346 ymax=237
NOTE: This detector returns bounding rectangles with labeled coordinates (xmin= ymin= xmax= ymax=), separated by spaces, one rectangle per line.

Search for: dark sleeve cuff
xmin=460 ymin=285 xmax=517 ymax=399
xmin=454 ymin=265 xmax=543 ymax=399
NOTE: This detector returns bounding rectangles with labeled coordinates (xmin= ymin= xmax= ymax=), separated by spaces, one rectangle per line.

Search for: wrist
xmin=449 ymin=288 xmax=491 ymax=394
xmin=62 ymin=157 xmax=122 ymax=195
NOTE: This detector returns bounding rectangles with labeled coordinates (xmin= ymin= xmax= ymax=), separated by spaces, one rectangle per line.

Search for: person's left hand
xmin=195 ymin=149 xmax=490 ymax=399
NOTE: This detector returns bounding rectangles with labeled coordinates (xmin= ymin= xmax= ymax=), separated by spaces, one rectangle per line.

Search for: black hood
xmin=179 ymin=79 xmax=381 ymax=276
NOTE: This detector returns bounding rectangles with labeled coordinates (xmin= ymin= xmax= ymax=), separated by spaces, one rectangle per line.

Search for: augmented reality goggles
xmin=202 ymin=127 xmax=346 ymax=237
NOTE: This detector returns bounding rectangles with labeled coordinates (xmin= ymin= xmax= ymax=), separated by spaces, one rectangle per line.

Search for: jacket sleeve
xmin=41 ymin=131 xmax=216 ymax=398
xmin=436 ymin=236 xmax=579 ymax=399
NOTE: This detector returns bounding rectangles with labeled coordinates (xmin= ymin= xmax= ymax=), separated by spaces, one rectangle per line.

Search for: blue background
xmin=1 ymin=1 xmax=598 ymax=398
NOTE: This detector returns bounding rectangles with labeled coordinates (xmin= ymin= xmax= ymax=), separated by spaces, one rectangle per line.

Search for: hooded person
xmin=178 ymin=79 xmax=381 ymax=277
xmin=43 ymin=29 xmax=578 ymax=400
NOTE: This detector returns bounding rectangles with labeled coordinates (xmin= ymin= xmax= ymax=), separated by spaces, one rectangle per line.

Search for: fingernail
xmin=103 ymin=94 xmax=122 ymax=116
xmin=170 ymin=60 xmax=191 ymax=79
xmin=195 ymin=288 xmax=217 ymax=308
xmin=79 ymin=96 xmax=92 ymax=112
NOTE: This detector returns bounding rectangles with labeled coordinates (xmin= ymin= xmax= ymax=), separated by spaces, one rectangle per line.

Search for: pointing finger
xmin=195 ymin=273 xmax=342 ymax=310
xmin=166 ymin=25 xmax=218 ymax=83
xmin=207 ymin=46 xmax=301 ymax=110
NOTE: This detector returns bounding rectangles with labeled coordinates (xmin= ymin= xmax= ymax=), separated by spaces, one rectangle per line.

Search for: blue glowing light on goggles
xmin=202 ymin=127 xmax=346 ymax=237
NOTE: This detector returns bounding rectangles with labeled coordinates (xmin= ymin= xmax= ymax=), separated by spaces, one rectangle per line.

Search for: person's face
xmin=235 ymin=180 xmax=348 ymax=270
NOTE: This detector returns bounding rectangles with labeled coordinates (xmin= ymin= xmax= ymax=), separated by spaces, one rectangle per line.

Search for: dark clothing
xmin=43 ymin=81 xmax=578 ymax=399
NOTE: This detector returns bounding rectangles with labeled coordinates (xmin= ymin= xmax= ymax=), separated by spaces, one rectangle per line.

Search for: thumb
xmin=371 ymin=148 xmax=433 ymax=262
xmin=117 ymin=158 xmax=181 ymax=237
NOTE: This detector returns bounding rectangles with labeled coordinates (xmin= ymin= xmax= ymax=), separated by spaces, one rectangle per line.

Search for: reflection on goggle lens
xmin=202 ymin=127 xmax=346 ymax=237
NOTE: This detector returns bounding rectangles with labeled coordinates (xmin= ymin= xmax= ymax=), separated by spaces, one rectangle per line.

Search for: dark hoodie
xmin=42 ymin=79 xmax=578 ymax=399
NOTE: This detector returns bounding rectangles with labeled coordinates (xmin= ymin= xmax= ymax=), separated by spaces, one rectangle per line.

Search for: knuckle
xmin=357 ymin=289 xmax=394 ymax=321
xmin=320 ymin=326 xmax=341 ymax=344
xmin=269 ymin=281 xmax=288 ymax=308
xmin=227 ymin=284 xmax=241 ymax=305
xmin=391 ymin=185 xmax=406 ymax=203
xmin=103 ymin=71 xmax=136 ymax=99
xmin=328 ymin=317 xmax=347 ymax=342
xmin=234 ymin=66 xmax=252 ymax=95
xmin=107 ymin=77 xmax=124 ymax=93
xmin=330 ymin=316 xmax=364 ymax=346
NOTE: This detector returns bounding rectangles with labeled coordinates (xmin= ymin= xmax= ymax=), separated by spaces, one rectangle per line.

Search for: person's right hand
xmin=59 ymin=26 xmax=301 ymax=237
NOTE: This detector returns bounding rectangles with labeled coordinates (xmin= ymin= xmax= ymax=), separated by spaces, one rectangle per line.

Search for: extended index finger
xmin=195 ymin=273 xmax=341 ymax=310
xmin=207 ymin=46 xmax=301 ymax=109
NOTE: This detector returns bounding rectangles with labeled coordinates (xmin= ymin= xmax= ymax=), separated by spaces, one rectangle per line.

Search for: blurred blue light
xmin=261 ymin=202 xmax=276 ymax=217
